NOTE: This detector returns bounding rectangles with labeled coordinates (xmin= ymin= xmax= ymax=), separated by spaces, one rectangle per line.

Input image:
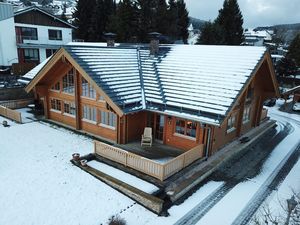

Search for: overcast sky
xmin=186 ymin=0 xmax=300 ymax=28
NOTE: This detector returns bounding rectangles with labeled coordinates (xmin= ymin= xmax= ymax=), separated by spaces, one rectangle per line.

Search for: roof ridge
xmin=137 ymin=47 xmax=146 ymax=109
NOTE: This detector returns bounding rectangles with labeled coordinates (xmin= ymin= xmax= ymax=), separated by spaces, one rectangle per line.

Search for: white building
xmin=0 ymin=3 xmax=18 ymax=67
xmin=244 ymin=29 xmax=274 ymax=46
xmin=0 ymin=3 xmax=75 ymax=67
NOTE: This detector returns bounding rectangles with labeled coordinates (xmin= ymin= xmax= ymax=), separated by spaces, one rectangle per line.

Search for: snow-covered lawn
xmin=0 ymin=113 xmax=223 ymax=225
xmin=0 ymin=118 xmax=135 ymax=225
xmin=87 ymin=160 xmax=159 ymax=194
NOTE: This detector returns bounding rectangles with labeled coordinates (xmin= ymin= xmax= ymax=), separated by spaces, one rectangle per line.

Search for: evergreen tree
xmin=136 ymin=0 xmax=157 ymax=42
xmin=276 ymin=56 xmax=297 ymax=77
xmin=113 ymin=0 xmax=138 ymax=42
xmin=73 ymin=0 xmax=96 ymax=41
xmin=176 ymin=0 xmax=189 ymax=43
xmin=286 ymin=33 xmax=300 ymax=67
xmin=155 ymin=0 xmax=169 ymax=36
xmin=167 ymin=0 xmax=178 ymax=41
xmin=197 ymin=21 xmax=224 ymax=45
xmin=215 ymin=0 xmax=244 ymax=45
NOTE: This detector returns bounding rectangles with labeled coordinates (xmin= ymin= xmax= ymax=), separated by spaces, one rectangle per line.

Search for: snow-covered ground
xmin=1 ymin=99 xmax=299 ymax=225
xmin=87 ymin=160 xmax=159 ymax=194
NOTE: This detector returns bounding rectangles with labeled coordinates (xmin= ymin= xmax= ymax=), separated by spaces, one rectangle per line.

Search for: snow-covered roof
xmin=25 ymin=44 xmax=268 ymax=125
xmin=19 ymin=57 xmax=51 ymax=84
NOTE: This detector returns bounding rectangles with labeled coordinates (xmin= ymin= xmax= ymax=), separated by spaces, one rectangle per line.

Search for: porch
xmin=117 ymin=141 xmax=184 ymax=163
xmin=94 ymin=140 xmax=204 ymax=181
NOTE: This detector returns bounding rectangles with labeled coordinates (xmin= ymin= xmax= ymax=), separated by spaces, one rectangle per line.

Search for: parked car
xmin=293 ymin=101 xmax=300 ymax=111
xmin=263 ymin=98 xmax=276 ymax=107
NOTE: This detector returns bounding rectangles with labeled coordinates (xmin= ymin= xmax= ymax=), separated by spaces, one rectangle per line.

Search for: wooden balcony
xmin=94 ymin=140 xmax=204 ymax=181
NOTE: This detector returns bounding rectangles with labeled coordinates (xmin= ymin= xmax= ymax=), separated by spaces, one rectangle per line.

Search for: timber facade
xmin=25 ymin=43 xmax=280 ymax=158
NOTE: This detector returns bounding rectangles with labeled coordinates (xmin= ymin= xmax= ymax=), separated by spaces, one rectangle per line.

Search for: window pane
xmin=175 ymin=120 xmax=185 ymax=135
xmin=51 ymin=82 xmax=60 ymax=91
xmin=48 ymin=29 xmax=62 ymax=40
xmin=186 ymin=121 xmax=197 ymax=137
xmin=62 ymin=69 xmax=75 ymax=94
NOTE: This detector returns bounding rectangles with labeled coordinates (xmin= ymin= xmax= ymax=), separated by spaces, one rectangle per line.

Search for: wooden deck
xmin=117 ymin=141 xmax=184 ymax=162
xmin=94 ymin=140 xmax=204 ymax=181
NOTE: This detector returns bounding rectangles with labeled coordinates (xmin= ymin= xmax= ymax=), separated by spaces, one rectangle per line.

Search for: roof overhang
xmin=220 ymin=51 xmax=280 ymax=126
xmin=14 ymin=6 xmax=76 ymax=29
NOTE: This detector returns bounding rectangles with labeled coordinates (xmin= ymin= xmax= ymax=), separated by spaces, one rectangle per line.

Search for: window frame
xmin=62 ymin=69 xmax=75 ymax=95
xmin=82 ymin=105 xmax=97 ymax=123
xmin=50 ymin=98 xmax=61 ymax=112
xmin=243 ymin=105 xmax=251 ymax=124
xmin=63 ymin=101 xmax=76 ymax=117
xmin=18 ymin=27 xmax=38 ymax=40
xmin=24 ymin=48 xmax=39 ymax=62
xmin=174 ymin=119 xmax=197 ymax=140
xmin=81 ymin=77 xmax=96 ymax=99
xmin=48 ymin=29 xmax=62 ymax=41
xmin=50 ymin=81 xmax=60 ymax=92
xmin=227 ymin=113 xmax=237 ymax=133
xmin=99 ymin=110 xmax=116 ymax=130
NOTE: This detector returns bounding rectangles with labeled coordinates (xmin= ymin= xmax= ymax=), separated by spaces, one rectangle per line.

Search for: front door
xmin=155 ymin=115 xmax=165 ymax=143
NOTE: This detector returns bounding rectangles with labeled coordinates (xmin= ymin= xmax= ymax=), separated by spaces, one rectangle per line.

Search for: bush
xmin=107 ymin=215 xmax=126 ymax=225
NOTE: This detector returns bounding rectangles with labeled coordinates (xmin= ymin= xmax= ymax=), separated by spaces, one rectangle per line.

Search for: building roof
xmin=23 ymin=44 xmax=271 ymax=126
xmin=0 ymin=3 xmax=14 ymax=21
xmin=14 ymin=6 xmax=76 ymax=29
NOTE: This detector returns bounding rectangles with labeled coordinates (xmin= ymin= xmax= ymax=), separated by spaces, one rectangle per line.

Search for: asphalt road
xmin=174 ymin=113 xmax=300 ymax=225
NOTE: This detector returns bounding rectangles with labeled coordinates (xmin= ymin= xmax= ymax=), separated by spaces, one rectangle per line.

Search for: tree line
xmin=197 ymin=0 xmax=244 ymax=45
xmin=73 ymin=0 xmax=189 ymax=43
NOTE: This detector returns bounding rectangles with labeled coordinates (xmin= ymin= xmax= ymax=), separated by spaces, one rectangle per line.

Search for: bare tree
xmin=251 ymin=189 xmax=300 ymax=225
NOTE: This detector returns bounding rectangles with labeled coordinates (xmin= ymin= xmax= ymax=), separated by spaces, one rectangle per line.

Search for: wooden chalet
xmin=22 ymin=40 xmax=279 ymax=169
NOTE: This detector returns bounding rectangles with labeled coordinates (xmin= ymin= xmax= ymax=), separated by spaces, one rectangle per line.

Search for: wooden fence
xmin=0 ymin=105 xmax=22 ymax=123
xmin=0 ymin=99 xmax=34 ymax=109
xmin=94 ymin=141 xmax=204 ymax=181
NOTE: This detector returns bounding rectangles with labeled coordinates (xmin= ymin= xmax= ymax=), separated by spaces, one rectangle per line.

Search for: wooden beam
xmin=74 ymin=70 xmax=81 ymax=130
xmin=25 ymin=48 xmax=65 ymax=93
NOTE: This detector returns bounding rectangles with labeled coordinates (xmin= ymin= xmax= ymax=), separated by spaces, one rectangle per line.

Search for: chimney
xmin=148 ymin=32 xmax=161 ymax=56
xmin=104 ymin=32 xmax=117 ymax=47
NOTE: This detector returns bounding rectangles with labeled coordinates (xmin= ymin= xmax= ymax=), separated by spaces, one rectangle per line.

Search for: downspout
xmin=205 ymin=125 xmax=211 ymax=159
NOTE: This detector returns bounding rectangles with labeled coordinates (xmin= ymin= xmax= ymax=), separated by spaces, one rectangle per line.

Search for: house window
xmin=48 ymin=29 xmax=62 ymax=40
xmin=51 ymin=82 xmax=60 ymax=91
xmin=243 ymin=105 xmax=251 ymax=123
xmin=227 ymin=113 xmax=237 ymax=133
xmin=175 ymin=119 xmax=197 ymax=138
xmin=100 ymin=110 xmax=116 ymax=128
xmin=24 ymin=48 xmax=39 ymax=62
xmin=82 ymin=105 xmax=97 ymax=122
xmin=46 ymin=49 xmax=57 ymax=58
xmin=64 ymin=101 xmax=76 ymax=116
xmin=19 ymin=27 xmax=38 ymax=40
xmin=62 ymin=69 xmax=75 ymax=94
xmin=81 ymin=77 xmax=96 ymax=99
xmin=50 ymin=98 xmax=61 ymax=111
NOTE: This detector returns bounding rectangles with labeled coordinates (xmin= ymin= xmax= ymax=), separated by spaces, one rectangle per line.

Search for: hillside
xmin=189 ymin=17 xmax=206 ymax=30
xmin=255 ymin=23 xmax=300 ymax=44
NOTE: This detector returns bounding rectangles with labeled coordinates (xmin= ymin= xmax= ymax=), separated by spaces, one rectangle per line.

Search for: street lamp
xmin=285 ymin=195 xmax=297 ymax=225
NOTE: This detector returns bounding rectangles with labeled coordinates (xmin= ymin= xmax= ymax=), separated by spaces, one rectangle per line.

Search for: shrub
xmin=107 ymin=215 xmax=126 ymax=225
